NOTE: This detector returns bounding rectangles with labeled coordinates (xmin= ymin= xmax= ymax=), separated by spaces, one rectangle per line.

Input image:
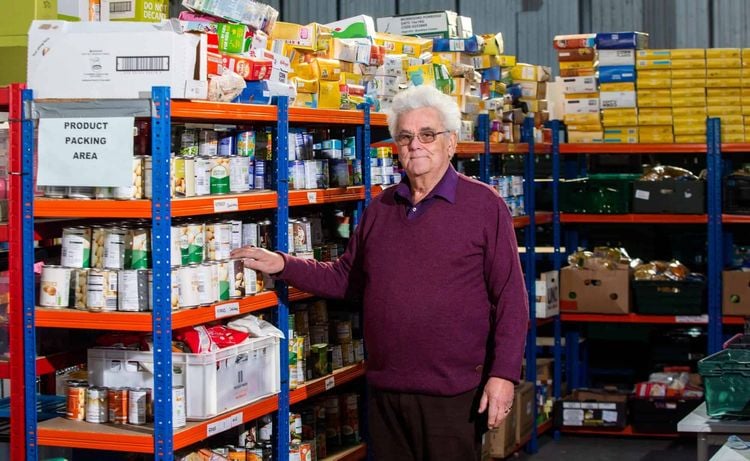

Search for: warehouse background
xmin=170 ymin=0 xmax=750 ymax=74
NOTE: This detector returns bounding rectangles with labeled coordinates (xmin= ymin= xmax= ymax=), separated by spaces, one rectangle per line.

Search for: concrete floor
xmin=515 ymin=434 xmax=702 ymax=461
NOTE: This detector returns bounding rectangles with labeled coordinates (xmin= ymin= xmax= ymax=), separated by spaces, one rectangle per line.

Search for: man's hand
xmin=478 ymin=377 xmax=515 ymax=429
xmin=230 ymin=246 xmax=285 ymax=275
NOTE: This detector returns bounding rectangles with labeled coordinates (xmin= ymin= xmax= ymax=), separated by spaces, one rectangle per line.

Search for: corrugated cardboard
xmin=515 ymin=381 xmax=535 ymax=445
xmin=723 ymin=270 xmax=750 ymax=316
xmin=482 ymin=405 xmax=517 ymax=459
xmin=560 ymin=265 xmax=631 ymax=314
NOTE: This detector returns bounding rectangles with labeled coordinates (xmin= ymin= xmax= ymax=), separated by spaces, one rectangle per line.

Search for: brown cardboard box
xmin=560 ymin=265 xmax=631 ymax=314
xmin=553 ymin=389 xmax=628 ymax=428
xmin=723 ymin=270 xmax=750 ymax=316
xmin=482 ymin=404 xmax=517 ymax=459
xmin=521 ymin=357 xmax=553 ymax=382
xmin=515 ymin=381 xmax=535 ymax=445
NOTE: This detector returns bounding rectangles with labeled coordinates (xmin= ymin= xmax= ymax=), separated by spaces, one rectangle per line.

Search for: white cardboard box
xmin=599 ymin=49 xmax=636 ymax=66
xmin=535 ymin=270 xmax=559 ymax=318
xmin=28 ymin=19 xmax=207 ymax=99
xmin=559 ymin=76 xmax=597 ymax=94
xmin=600 ymin=91 xmax=637 ymax=109
xmin=377 ymin=11 xmax=459 ymax=39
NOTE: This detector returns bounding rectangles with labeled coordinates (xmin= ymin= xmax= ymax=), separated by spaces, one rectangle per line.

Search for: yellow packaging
xmin=293 ymin=61 xmax=315 ymax=80
xmin=723 ymin=124 xmax=745 ymax=134
xmin=600 ymin=82 xmax=636 ymax=92
xmin=496 ymin=55 xmax=517 ymax=67
xmin=673 ymin=106 xmax=707 ymax=117
xmin=469 ymin=54 xmax=494 ymax=69
xmin=567 ymin=130 xmax=604 ymax=143
xmin=708 ymin=88 xmax=742 ymax=98
xmin=671 ymin=78 xmax=707 ymax=88
xmin=637 ymin=78 xmax=672 ymax=89
xmin=374 ymin=32 xmax=432 ymax=58
xmin=707 ymin=57 xmax=742 ymax=69
xmin=723 ymin=133 xmax=745 ymax=142
xmin=707 ymin=68 xmax=742 ymax=78
xmin=638 ymin=94 xmax=672 ymax=107
xmin=317 ymin=80 xmax=341 ymax=109
xmin=639 ymin=89 xmax=671 ymax=98
xmin=708 ymin=105 xmax=743 ymax=116
xmin=743 ymin=106 xmax=750 ymax=116
xmin=717 ymin=115 xmax=745 ymax=125
xmin=604 ymin=127 xmax=639 ymax=143
xmin=407 ymin=63 xmax=435 ymax=87
xmin=292 ymin=92 xmax=318 ymax=108
xmin=707 ymin=48 xmax=741 ymax=59
xmin=638 ymin=70 xmax=671 ymax=79
xmin=742 ymin=68 xmax=750 ymax=78
xmin=743 ymin=49 xmax=750 ymax=64
xmin=559 ymin=68 xmax=597 ymax=77
xmin=602 ymin=108 xmax=638 ymax=126
xmin=272 ymin=22 xmax=332 ymax=51
xmin=558 ymin=61 xmax=595 ymax=70
xmin=564 ymin=113 xmax=601 ymax=125
xmin=673 ymin=118 xmax=707 ymax=135
xmin=670 ymin=49 xmax=706 ymax=59
xmin=639 ymin=109 xmax=673 ymax=125
xmin=637 ymin=49 xmax=671 ymax=59
xmin=639 ymin=125 xmax=674 ymax=143
xmin=675 ymin=135 xmax=707 ymax=143
xmin=671 ymin=88 xmax=706 ymax=98
xmin=603 ymin=127 xmax=638 ymax=136
xmin=636 ymin=59 xmax=672 ymax=69
xmin=672 ymin=96 xmax=707 ymax=107
xmin=339 ymin=72 xmax=362 ymax=86
xmin=743 ymin=79 xmax=750 ymax=88
xmin=293 ymin=77 xmax=320 ymax=94
xmin=312 ymin=58 xmax=341 ymax=81
xmin=511 ymin=63 xmax=551 ymax=81
xmin=671 ymin=59 xmax=706 ymax=69
xmin=708 ymin=78 xmax=742 ymax=88
xmin=565 ymin=92 xmax=599 ymax=100
xmin=746 ymin=115 xmax=750 ymax=125
xmin=671 ymin=68 xmax=707 ymax=79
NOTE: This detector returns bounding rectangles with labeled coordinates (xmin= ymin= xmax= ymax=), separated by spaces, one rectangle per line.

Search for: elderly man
xmin=231 ymin=85 xmax=528 ymax=460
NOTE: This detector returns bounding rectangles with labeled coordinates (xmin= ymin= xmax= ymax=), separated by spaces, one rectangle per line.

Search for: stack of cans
xmin=370 ymin=146 xmax=401 ymax=186
xmin=490 ymin=175 xmax=525 ymax=217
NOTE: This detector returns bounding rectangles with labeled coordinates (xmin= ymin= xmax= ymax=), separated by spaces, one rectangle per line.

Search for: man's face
xmin=395 ymin=107 xmax=456 ymax=181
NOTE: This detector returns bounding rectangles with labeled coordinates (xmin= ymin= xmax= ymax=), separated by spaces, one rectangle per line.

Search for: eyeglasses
xmin=394 ymin=130 xmax=450 ymax=146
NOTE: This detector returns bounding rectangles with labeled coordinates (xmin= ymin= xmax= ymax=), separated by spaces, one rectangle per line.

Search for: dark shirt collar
xmin=395 ymin=164 xmax=458 ymax=205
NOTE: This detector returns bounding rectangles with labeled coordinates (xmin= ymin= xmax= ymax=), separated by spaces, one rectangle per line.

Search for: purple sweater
xmin=279 ymin=166 xmax=529 ymax=396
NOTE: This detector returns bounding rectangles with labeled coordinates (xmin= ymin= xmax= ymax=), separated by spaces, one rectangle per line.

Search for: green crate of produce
xmin=560 ymin=174 xmax=639 ymax=214
xmin=698 ymin=348 xmax=750 ymax=418
xmin=632 ymin=280 xmax=705 ymax=315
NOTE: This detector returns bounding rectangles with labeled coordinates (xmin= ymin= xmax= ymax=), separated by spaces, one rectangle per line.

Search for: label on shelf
xmin=324 ymin=376 xmax=335 ymax=391
xmin=215 ymin=301 xmax=240 ymax=319
xmin=307 ymin=192 xmax=318 ymax=203
xmin=206 ymin=412 xmax=243 ymax=437
xmin=675 ymin=314 xmax=709 ymax=323
xmin=634 ymin=189 xmax=650 ymax=200
xmin=214 ymin=198 xmax=239 ymax=212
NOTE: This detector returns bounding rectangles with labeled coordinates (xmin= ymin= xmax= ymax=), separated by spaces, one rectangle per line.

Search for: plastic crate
xmin=560 ymin=174 xmax=639 ymax=214
xmin=698 ymin=348 xmax=750 ymax=418
xmin=632 ymin=280 xmax=706 ymax=315
xmin=724 ymin=174 xmax=750 ymax=215
xmin=88 ymin=336 xmax=280 ymax=420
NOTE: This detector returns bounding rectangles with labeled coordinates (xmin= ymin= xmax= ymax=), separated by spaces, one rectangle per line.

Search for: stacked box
xmin=554 ymin=34 xmax=600 ymax=142
xmin=706 ymin=48 xmax=744 ymax=142
xmin=598 ymin=34 xmax=643 ymax=143
xmin=670 ymin=48 xmax=708 ymax=143
xmin=636 ymin=49 xmax=675 ymax=142
xmin=743 ymin=49 xmax=750 ymax=138
xmin=509 ymin=62 xmax=550 ymax=141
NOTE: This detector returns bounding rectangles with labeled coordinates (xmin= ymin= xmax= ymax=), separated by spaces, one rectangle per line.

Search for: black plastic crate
xmin=724 ymin=174 xmax=750 ymax=214
xmin=632 ymin=180 xmax=706 ymax=214
xmin=632 ymin=280 xmax=706 ymax=315
xmin=560 ymin=174 xmax=638 ymax=214
xmin=629 ymin=397 xmax=702 ymax=433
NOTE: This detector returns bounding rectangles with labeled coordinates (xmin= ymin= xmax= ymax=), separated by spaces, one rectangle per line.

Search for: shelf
xmin=0 ymin=223 xmax=6 ymax=242
xmin=561 ymin=313 xmax=708 ymax=324
xmin=35 ymin=291 xmax=279 ymax=331
xmin=560 ymin=213 xmax=708 ymax=224
xmin=559 ymin=143 xmax=707 ymax=155
xmin=290 ymin=362 xmax=366 ymax=406
xmin=513 ymin=212 xmax=553 ymax=228
xmin=536 ymin=317 xmax=556 ymax=328
xmin=289 ymin=287 xmax=315 ymax=302
xmin=320 ymin=442 xmax=367 ymax=461
xmin=560 ymin=423 xmax=679 ymax=438
xmin=171 ymin=191 xmax=278 ymax=217
xmin=717 ymin=143 xmax=750 ymax=153
xmin=288 ymin=187 xmax=365 ymax=207
xmin=37 ymin=394 xmax=279 ymax=453
xmin=723 ymin=316 xmax=746 ymax=325
xmin=0 ymin=351 xmax=85 ymax=378
xmin=290 ymin=107 xmax=389 ymax=127
xmin=723 ymin=214 xmax=750 ymax=224
xmin=171 ymin=100 xmax=277 ymax=123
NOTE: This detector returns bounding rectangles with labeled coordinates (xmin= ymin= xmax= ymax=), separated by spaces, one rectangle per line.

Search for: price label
xmin=307 ymin=192 xmax=318 ymax=203
xmin=675 ymin=314 xmax=708 ymax=324
xmin=215 ymin=301 xmax=240 ymax=319
xmin=324 ymin=376 xmax=335 ymax=391
xmin=214 ymin=198 xmax=239 ymax=213
xmin=206 ymin=412 xmax=243 ymax=437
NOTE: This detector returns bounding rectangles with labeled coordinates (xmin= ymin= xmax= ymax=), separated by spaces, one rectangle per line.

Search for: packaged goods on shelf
xmin=595 ymin=31 xmax=649 ymax=50
xmin=637 ymin=49 xmax=671 ymax=60
xmin=602 ymin=108 xmax=638 ymax=126
xmin=600 ymin=91 xmax=636 ymax=109
xmin=557 ymin=47 xmax=596 ymax=62
xmin=553 ymin=389 xmax=628 ymax=428
xmin=604 ymin=127 xmax=639 ymax=143
xmin=636 ymin=59 xmax=671 ymax=70
xmin=182 ymin=0 xmax=278 ymax=35
xmin=376 ymin=10 xmax=471 ymax=39
xmin=326 ymin=14 xmax=376 ymax=39
xmin=632 ymin=260 xmax=706 ymax=314
xmin=553 ymin=33 xmax=596 ymax=50
xmin=600 ymin=81 xmax=635 ymax=92
xmin=723 ymin=270 xmax=750 ymax=315
xmin=535 ymin=271 xmax=559 ymax=318
xmin=599 ymin=49 xmax=636 ymax=66
xmin=633 ymin=165 xmax=705 ymax=213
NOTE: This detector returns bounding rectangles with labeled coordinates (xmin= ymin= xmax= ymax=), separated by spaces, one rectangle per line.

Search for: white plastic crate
xmin=88 ymin=336 xmax=280 ymax=420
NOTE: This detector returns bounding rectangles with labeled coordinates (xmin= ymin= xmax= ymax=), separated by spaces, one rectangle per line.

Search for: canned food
xmin=241 ymin=222 xmax=259 ymax=248
xmin=170 ymin=225 xmax=184 ymax=266
xmin=85 ymin=386 xmax=108 ymax=423
xmin=199 ymin=129 xmax=218 ymax=156
xmin=185 ymin=223 xmax=205 ymax=264
xmin=173 ymin=386 xmax=187 ymax=428
xmin=218 ymin=134 xmax=235 ymax=157
xmin=254 ymin=159 xmax=266 ymax=189
xmin=103 ymin=227 xmax=132 ymax=270
xmin=229 ymin=155 xmax=251 ymax=193
xmin=244 ymin=267 xmax=260 ymax=295
xmin=227 ymin=259 xmax=245 ymax=298
xmin=44 ymin=186 xmax=67 ymax=198
xmin=216 ymin=260 xmax=231 ymax=301
xmin=258 ymin=220 xmax=272 ymax=250
xmin=180 ymin=128 xmax=199 ymax=156
xmin=336 ymin=321 xmax=352 ymax=344
xmin=174 ymin=156 xmax=197 ymax=197
xmin=210 ymin=156 xmax=231 ymax=195
xmin=178 ymin=264 xmax=202 ymax=308
xmin=198 ymin=263 xmax=215 ymax=305
xmin=69 ymin=268 xmax=89 ymax=310
xmin=40 ymin=265 xmax=73 ymax=308
xmin=128 ymin=387 xmax=149 ymax=425
xmin=67 ymin=186 xmax=95 ymax=200
xmin=143 ymin=156 xmax=153 ymax=199
xmin=108 ymin=387 xmax=129 ymax=424
xmin=91 ymin=226 xmax=105 ymax=268
xmin=228 ymin=220 xmax=243 ymax=250
xmin=61 ymin=226 xmax=92 ymax=268
xmin=236 ymin=131 xmax=256 ymax=157
xmin=170 ymin=266 xmax=180 ymax=310
xmin=331 ymin=344 xmax=343 ymax=370
xmin=353 ymin=338 xmax=365 ymax=363
xmin=340 ymin=393 xmax=359 ymax=445
xmin=95 ymin=187 xmax=113 ymax=199
xmin=290 ymin=412 xmax=303 ymax=441
xmin=65 ymin=380 xmax=87 ymax=421
xmin=87 ymin=268 xmax=119 ymax=312
xmin=118 ymin=269 xmax=149 ymax=312
xmin=113 ymin=156 xmax=145 ymax=200
xmin=341 ymin=342 xmax=354 ymax=366
xmin=129 ymin=227 xmax=151 ymax=269
xmin=289 ymin=160 xmax=305 ymax=190
xmin=205 ymin=222 xmax=232 ymax=261
xmin=195 ymin=156 xmax=211 ymax=196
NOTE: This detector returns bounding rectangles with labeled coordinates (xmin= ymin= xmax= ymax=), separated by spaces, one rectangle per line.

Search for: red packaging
xmin=557 ymin=48 xmax=596 ymax=62
xmin=369 ymin=45 xmax=386 ymax=66
xmin=221 ymin=54 xmax=273 ymax=81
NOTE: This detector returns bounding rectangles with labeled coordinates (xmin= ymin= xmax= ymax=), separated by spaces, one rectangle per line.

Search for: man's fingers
xmin=478 ymin=392 xmax=488 ymax=414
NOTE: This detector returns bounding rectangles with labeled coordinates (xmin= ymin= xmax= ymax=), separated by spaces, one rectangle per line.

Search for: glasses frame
xmin=394 ymin=130 xmax=451 ymax=146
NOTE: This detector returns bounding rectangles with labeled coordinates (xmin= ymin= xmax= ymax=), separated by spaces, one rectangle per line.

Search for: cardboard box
xmin=519 ymin=81 xmax=547 ymax=99
xmin=535 ymin=270 xmax=559 ymax=318
xmin=559 ymin=67 xmax=596 ymax=77
xmin=723 ymin=270 xmax=750 ymax=316
xmin=599 ymin=49 xmax=635 ymax=66
xmin=557 ymin=48 xmax=595 ymax=62
xmin=673 ymin=120 xmax=707 ymax=135
xmin=515 ymin=381 xmax=535 ymax=445
xmin=376 ymin=11 xmax=459 ymax=39
xmin=602 ymin=108 xmax=638 ymax=126
xmin=554 ymin=389 xmax=628 ymax=428
xmin=100 ymin=0 xmax=168 ymax=22
xmin=600 ymin=91 xmax=636 ymax=109
xmin=326 ymin=15 xmax=376 ymax=39
xmin=671 ymin=78 xmax=707 ymax=88
xmin=373 ymin=32 xmax=432 ymax=58
xmin=672 ymin=58 xmax=707 ymax=69
xmin=567 ymin=130 xmax=603 ymax=143
xmin=708 ymin=105 xmax=743 ymax=116
xmin=638 ymin=125 xmax=674 ymax=143
xmin=673 ymin=106 xmax=706 ymax=117
xmin=672 ymin=68 xmax=706 ymax=79
xmin=707 ymin=68 xmax=742 ymax=79
xmin=675 ymin=135 xmax=707 ymax=143
xmin=638 ymin=109 xmax=673 ymax=126
xmin=599 ymin=65 xmax=636 ymax=83
xmin=218 ymin=54 xmax=272 ymax=81
xmin=672 ymin=48 xmax=706 ymax=59
xmin=482 ymin=405 xmax=518 ymax=460
xmin=637 ymin=49 xmax=671 ymax=59
xmin=564 ymin=113 xmax=601 ymax=126
xmin=637 ymin=93 xmax=671 ymax=108
xmin=636 ymin=59 xmax=671 ymax=69
xmin=559 ymin=76 xmax=597 ymax=94
xmin=511 ymin=64 xmax=551 ymax=82
xmin=561 ymin=265 xmax=631 ymax=314
xmin=604 ymin=127 xmax=638 ymax=143
xmin=596 ymin=31 xmax=648 ymax=49
xmin=271 ymin=22 xmax=332 ymax=51
xmin=709 ymin=77 xmax=742 ymax=88
xmin=553 ymin=33 xmax=596 ymax=50
xmin=2 ymin=0 xmax=56 ymax=36
xmin=639 ymin=69 xmax=672 ymax=79
xmin=58 ymin=0 xmax=97 ymax=21
xmin=707 ymin=48 xmax=741 ymax=59
xmin=600 ymin=82 xmax=635 ymax=92
xmin=671 ymin=96 xmax=706 ymax=107
xmin=27 ymin=20 xmax=207 ymax=100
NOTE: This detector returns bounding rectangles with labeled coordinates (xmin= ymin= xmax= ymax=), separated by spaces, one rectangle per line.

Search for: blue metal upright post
xmin=22 ymin=88 xmax=38 ymax=461
xmin=550 ymin=120 xmax=563 ymax=441
xmin=151 ymin=87 xmax=174 ymax=460
xmin=478 ymin=114 xmax=490 ymax=184
xmin=275 ymin=96 xmax=291 ymax=461
xmin=361 ymin=104 xmax=372 ymax=207
xmin=707 ymin=118 xmax=723 ymax=354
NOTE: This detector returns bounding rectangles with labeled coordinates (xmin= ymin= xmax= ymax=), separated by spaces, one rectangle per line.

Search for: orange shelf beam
xmin=535 ymin=211 xmax=553 ymax=225
xmin=289 ymin=108 xmax=388 ymax=126
xmin=35 ymin=199 xmax=152 ymax=219
xmin=723 ymin=214 xmax=750 ymax=224
xmin=171 ymin=100 xmax=277 ymax=123
xmin=718 ymin=143 xmax=750 ymax=153
xmin=561 ymin=313 xmax=708 ymax=324
xmin=320 ymin=443 xmax=367 ymax=461
xmin=37 ymin=395 xmax=279 ymax=453
xmin=560 ymin=423 xmax=679 ymax=438
xmin=560 ymin=213 xmax=708 ymax=224
xmin=723 ymin=316 xmax=745 ymax=325
xmin=288 ymin=187 xmax=364 ymax=207
xmin=171 ymin=191 xmax=278 ymax=217
xmin=290 ymin=362 xmax=366 ymax=405
xmin=559 ymin=143 xmax=707 ymax=155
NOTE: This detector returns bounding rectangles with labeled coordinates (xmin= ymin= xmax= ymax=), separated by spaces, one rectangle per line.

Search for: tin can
xmin=195 ymin=156 xmax=212 ymax=196
xmin=351 ymin=159 xmax=362 ymax=186
xmin=65 ymin=380 xmax=88 ymax=421
xmin=310 ymin=300 xmax=328 ymax=325
xmin=353 ymin=338 xmax=365 ymax=363
xmin=218 ymin=134 xmax=235 ymax=157
xmin=61 ymin=226 xmax=92 ymax=268
xmin=205 ymin=222 xmax=232 ymax=261
xmin=173 ymin=386 xmax=187 ymax=428
xmin=107 ymin=387 xmax=128 ymax=424
xmin=102 ymin=227 xmax=132 ymax=269
xmin=236 ymin=131 xmax=256 ymax=157
xmin=258 ymin=220 xmax=272 ymax=250
xmin=341 ymin=342 xmax=354 ymax=366
xmin=289 ymin=160 xmax=306 ymax=190
xmin=40 ymin=265 xmax=73 ymax=308
xmin=87 ymin=268 xmax=118 ymax=312
xmin=85 ymin=386 xmax=108 ymax=423
xmin=216 ymin=260 xmax=231 ymax=301
xmin=143 ymin=156 xmax=153 ymax=199
xmin=91 ymin=226 xmax=106 ymax=268
xmin=200 ymin=261 xmax=218 ymax=305
xmin=254 ymin=159 xmax=266 ymax=189
xmin=229 ymin=155 xmax=251 ymax=193
xmin=340 ymin=393 xmax=359 ymax=445
xmin=69 ymin=268 xmax=89 ymax=310
xmin=242 ymin=222 xmax=259 ymax=247
xmin=199 ymin=130 xmax=219 ymax=156
xmin=290 ymin=412 xmax=303 ymax=441
xmin=170 ymin=266 xmax=180 ymax=310
xmin=325 ymin=395 xmax=341 ymax=448
xmin=129 ymin=227 xmax=151 ymax=269
xmin=511 ymin=175 xmax=524 ymax=197
xmin=174 ymin=156 xmax=196 ymax=197
xmin=247 ymin=159 xmax=255 ymax=189
xmin=113 ymin=156 xmax=145 ymax=200
xmin=94 ymin=187 xmax=113 ymax=199
xmin=336 ymin=321 xmax=352 ymax=344
xmin=303 ymin=160 xmax=318 ymax=190
xmin=343 ymin=136 xmax=356 ymax=159
xmin=210 ymin=156 xmax=231 ymax=195
xmin=186 ymin=222 xmax=205 ymax=264
xmin=291 ymin=221 xmax=307 ymax=254
xmin=244 ymin=267 xmax=259 ymax=295
xmin=118 ymin=269 xmax=149 ymax=312
xmin=178 ymin=264 xmax=202 ymax=308
xmin=180 ymin=128 xmax=199 ymax=156
xmin=227 ymin=259 xmax=245 ymax=298
xmin=128 ymin=387 xmax=149 ymax=425
xmin=170 ymin=225 xmax=184 ymax=266
xmin=331 ymin=345 xmax=343 ymax=371
xmin=67 ymin=186 xmax=95 ymax=200
xmin=228 ymin=220 xmax=243 ymax=250
xmin=44 ymin=186 xmax=67 ymax=198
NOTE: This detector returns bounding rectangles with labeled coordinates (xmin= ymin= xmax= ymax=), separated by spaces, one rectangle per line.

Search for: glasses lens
xmin=396 ymin=134 xmax=412 ymax=145
xmin=418 ymin=131 xmax=436 ymax=143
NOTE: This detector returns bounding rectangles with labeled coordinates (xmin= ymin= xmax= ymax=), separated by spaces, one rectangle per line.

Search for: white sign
xmin=214 ymin=198 xmax=239 ymax=213
xmin=37 ymin=117 xmax=135 ymax=187
xmin=215 ymin=301 xmax=240 ymax=319
xmin=206 ymin=412 xmax=243 ymax=437
xmin=307 ymin=192 xmax=318 ymax=203
xmin=324 ymin=376 xmax=335 ymax=391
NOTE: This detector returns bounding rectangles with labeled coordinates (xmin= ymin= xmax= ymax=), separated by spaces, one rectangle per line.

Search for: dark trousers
xmin=367 ymin=387 xmax=485 ymax=461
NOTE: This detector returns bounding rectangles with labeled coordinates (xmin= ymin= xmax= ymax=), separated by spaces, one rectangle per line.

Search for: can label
xmin=254 ymin=159 xmax=266 ymax=189
xmin=206 ymin=223 xmax=232 ymax=261
xmin=236 ymin=131 xmax=256 ymax=157
xmin=87 ymin=268 xmax=118 ymax=312
xmin=244 ymin=267 xmax=259 ymax=295
xmin=170 ymin=266 xmax=180 ymax=310
xmin=186 ymin=223 xmax=205 ymax=264
xmin=195 ymin=157 xmax=211 ymax=196
xmin=44 ymin=186 xmax=67 ymax=198
xmin=170 ymin=226 xmax=183 ymax=266
xmin=175 ymin=156 xmax=197 ymax=197
xmin=128 ymin=387 xmax=149 ymax=425
xmin=228 ymin=220 xmax=243 ymax=250
xmin=227 ymin=259 xmax=245 ymax=298
xmin=108 ymin=388 xmax=129 ymax=424
xmin=66 ymin=381 xmax=87 ymax=421
xmin=229 ymin=155 xmax=251 ymax=193
xmin=199 ymin=130 xmax=218 ymax=157
xmin=219 ymin=134 xmax=235 ymax=156
xmin=180 ymin=128 xmax=199 ymax=156
xmin=289 ymin=160 xmax=305 ymax=190
xmin=69 ymin=268 xmax=89 ymax=310
xmin=209 ymin=156 xmax=231 ymax=195
xmin=118 ymin=270 xmax=149 ymax=312
xmin=95 ymin=187 xmax=113 ymax=199
xmin=103 ymin=227 xmax=132 ymax=269
xmin=67 ymin=186 xmax=95 ymax=199
xmin=198 ymin=263 xmax=214 ymax=305
xmin=85 ymin=386 xmax=108 ymax=424
xmin=173 ymin=386 xmax=187 ymax=428
xmin=61 ymin=226 xmax=92 ymax=268
xmin=113 ymin=156 xmax=144 ymax=200
xmin=40 ymin=266 xmax=73 ymax=308
xmin=241 ymin=222 xmax=259 ymax=247
xmin=129 ymin=228 xmax=151 ymax=269
xmin=178 ymin=265 xmax=202 ymax=308
xmin=144 ymin=156 xmax=153 ymax=199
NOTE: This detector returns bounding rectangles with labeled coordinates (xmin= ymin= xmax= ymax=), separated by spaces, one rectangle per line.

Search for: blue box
xmin=481 ymin=66 xmax=502 ymax=82
xmin=599 ymin=65 xmax=636 ymax=83
xmin=595 ymin=32 xmax=649 ymax=49
xmin=234 ymin=81 xmax=272 ymax=105
xmin=433 ymin=36 xmax=480 ymax=53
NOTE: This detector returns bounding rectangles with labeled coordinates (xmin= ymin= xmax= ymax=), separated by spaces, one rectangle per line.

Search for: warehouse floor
xmin=516 ymin=435 xmax=701 ymax=460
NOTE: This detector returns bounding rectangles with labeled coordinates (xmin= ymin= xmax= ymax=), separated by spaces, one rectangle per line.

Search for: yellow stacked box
xmin=706 ymin=49 xmax=744 ymax=142
xmin=636 ymin=50 xmax=673 ymax=142
xmin=667 ymin=49 xmax=705 ymax=142
xmin=743 ymin=51 xmax=750 ymax=138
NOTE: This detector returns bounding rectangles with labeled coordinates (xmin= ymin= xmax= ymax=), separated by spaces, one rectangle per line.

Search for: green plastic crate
xmin=559 ymin=174 xmax=639 ymax=214
xmin=632 ymin=280 xmax=706 ymax=315
xmin=698 ymin=348 xmax=750 ymax=418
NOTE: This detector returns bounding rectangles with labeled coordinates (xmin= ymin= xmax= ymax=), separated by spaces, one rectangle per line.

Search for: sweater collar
xmin=395 ymin=164 xmax=458 ymax=205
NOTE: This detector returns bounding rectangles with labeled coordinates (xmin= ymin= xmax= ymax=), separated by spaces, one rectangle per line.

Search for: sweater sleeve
xmin=484 ymin=197 xmax=529 ymax=383
xmin=276 ymin=204 xmax=370 ymax=300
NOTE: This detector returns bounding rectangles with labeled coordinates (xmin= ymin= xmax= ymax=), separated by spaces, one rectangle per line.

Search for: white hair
xmin=385 ymin=85 xmax=461 ymax=139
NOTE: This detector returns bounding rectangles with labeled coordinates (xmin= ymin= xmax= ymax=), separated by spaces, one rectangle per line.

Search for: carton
xmin=100 ymin=0 xmax=168 ymax=22
xmin=554 ymin=389 xmax=628 ymax=428
xmin=27 ymin=20 xmax=207 ymax=100
xmin=559 ymin=76 xmax=597 ymax=94
xmin=599 ymin=49 xmax=636 ymax=66
xmin=515 ymin=381 xmax=535 ymax=445
xmin=481 ymin=404 xmax=517 ymax=459
xmin=723 ymin=270 xmax=750 ymax=316
xmin=376 ymin=11 xmax=460 ymax=39
xmin=535 ymin=270 xmax=559 ymax=318
xmin=560 ymin=265 xmax=631 ymax=314
xmin=326 ymin=15 xmax=376 ymax=39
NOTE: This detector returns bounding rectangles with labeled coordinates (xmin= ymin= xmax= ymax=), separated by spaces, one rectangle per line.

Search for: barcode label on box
xmin=206 ymin=412 xmax=243 ymax=437
xmin=215 ymin=302 xmax=240 ymax=319
xmin=214 ymin=198 xmax=239 ymax=212
xmin=116 ymin=56 xmax=170 ymax=72
xmin=635 ymin=189 xmax=650 ymax=200
xmin=110 ymin=1 xmax=132 ymax=13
